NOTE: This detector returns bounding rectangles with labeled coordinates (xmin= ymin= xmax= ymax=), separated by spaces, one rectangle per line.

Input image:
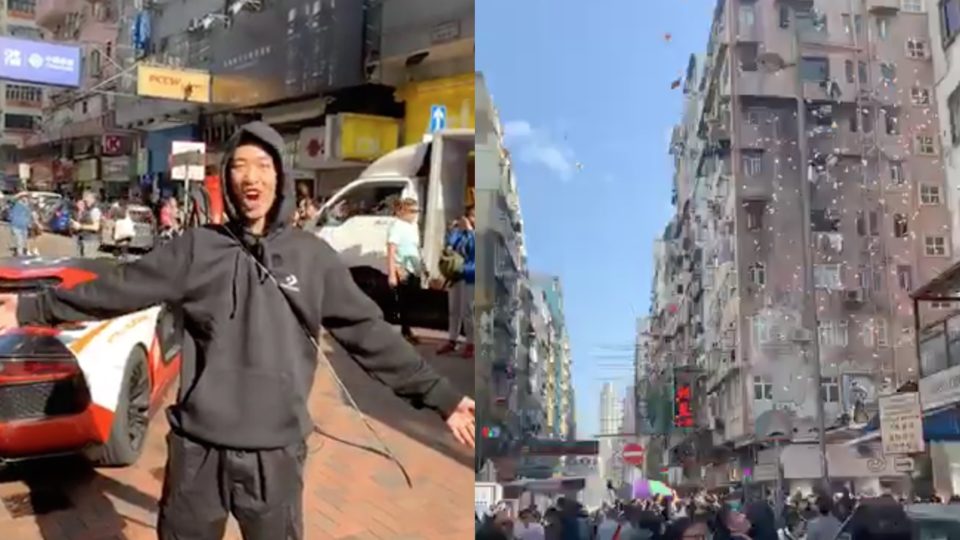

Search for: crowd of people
xmin=477 ymin=489 xmax=949 ymax=540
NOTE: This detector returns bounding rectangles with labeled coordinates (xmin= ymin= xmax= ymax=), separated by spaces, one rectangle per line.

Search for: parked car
xmin=0 ymin=257 xmax=183 ymax=466
xmin=101 ymin=204 xmax=157 ymax=252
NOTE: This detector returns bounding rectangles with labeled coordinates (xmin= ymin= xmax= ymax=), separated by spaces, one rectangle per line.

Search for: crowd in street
xmin=476 ymin=489 xmax=955 ymax=540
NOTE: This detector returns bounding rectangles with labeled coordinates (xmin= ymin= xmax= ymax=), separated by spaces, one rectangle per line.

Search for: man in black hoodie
xmin=0 ymin=122 xmax=475 ymax=539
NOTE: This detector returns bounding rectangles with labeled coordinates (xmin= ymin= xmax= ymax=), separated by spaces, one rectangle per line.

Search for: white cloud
xmin=502 ymin=119 xmax=577 ymax=181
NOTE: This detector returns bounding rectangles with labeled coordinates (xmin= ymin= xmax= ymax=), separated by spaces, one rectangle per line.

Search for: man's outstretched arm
xmin=8 ymin=231 xmax=195 ymax=327
xmin=316 ymin=241 xmax=474 ymax=446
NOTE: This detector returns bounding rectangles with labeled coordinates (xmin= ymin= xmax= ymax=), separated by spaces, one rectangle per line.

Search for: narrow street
xmin=0 ymin=329 xmax=474 ymax=539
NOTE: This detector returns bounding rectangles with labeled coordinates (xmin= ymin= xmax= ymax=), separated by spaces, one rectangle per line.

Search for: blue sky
xmin=476 ymin=0 xmax=715 ymax=437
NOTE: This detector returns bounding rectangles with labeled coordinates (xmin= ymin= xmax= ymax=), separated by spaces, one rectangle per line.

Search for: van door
xmin=314 ymin=179 xmax=411 ymax=275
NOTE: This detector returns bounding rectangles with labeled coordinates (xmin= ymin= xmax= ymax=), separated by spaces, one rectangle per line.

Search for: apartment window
xmin=911 ymin=87 xmax=931 ymax=106
xmin=7 ymin=0 xmax=36 ymax=15
xmin=880 ymin=63 xmax=897 ymax=83
xmin=845 ymin=60 xmax=855 ymax=83
xmin=814 ymin=264 xmax=843 ymax=290
xmin=849 ymin=109 xmax=860 ymax=132
xmin=950 ymin=85 xmax=960 ymax=145
xmin=921 ymin=184 xmax=942 ymax=204
xmin=862 ymin=107 xmax=875 ymax=133
xmin=857 ymin=211 xmax=880 ymax=236
xmin=907 ymin=39 xmax=929 ymax=59
xmin=897 ymin=265 xmax=913 ymax=291
xmin=739 ymin=2 xmax=756 ymax=30
xmin=821 ymin=377 xmax=841 ymax=403
xmin=863 ymin=319 xmax=877 ymax=348
xmin=931 ymin=301 xmax=954 ymax=309
xmin=6 ymin=25 xmax=41 ymax=40
xmin=859 ymin=265 xmax=882 ymax=292
xmin=877 ymin=318 xmax=889 ymax=347
xmin=779 ymin=5 xmax=790 ymax=28
xmin=753 ymin=376 xmax=773 ymax=401
xmin=751 ymin=316 xmax=773 ymax=347
xmin=5 ymin=84 xmax=42 ymax=104
xmin=743 ymin=153 xmax=762 ymax=176
xmin=889 ymin=161 xmax=906 ymax=187
xmin=800 ymin=57 xmax=830 ymax=81
xmin=943 ymin=0 xmax=960 ymax=44
xmin=4 ymin=114 xmax=37 ymax=130
xmin=902 ymin=0 xmax=924 ymax=12
xmin=883 ymin=107 xmax=899 ymax=135
xmin=745 ymin=201 xmax=764 ymax=231
xmin=916 ymin=135 xmax=936 ymax=155
xmin=925 ymin=235 xmax=949 ymax=256
xmin=746 ymin=109 xmax=762 ymax=125
xmin=858 ymin=61 xmax=868 ymax=84
xmin=893 ymin=213 xmax=909 ymax=238
xmin=740 ymin=43 xmax=759 ymax=71
xmin=818 ymin=321 xmax=849 ymax=348
xmin=749 ymin=263 xmax=766 ymax=286
xmin=877 ymin=18 xmax=891 ymax=40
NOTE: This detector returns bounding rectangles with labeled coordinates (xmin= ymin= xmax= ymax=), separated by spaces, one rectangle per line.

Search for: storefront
xmin=294 ymin=113 xmax=402 ymax=198
xmin=396 ymin=73 xmax=475 ymax=145
xmin=101 ymin=156 xmax=133 ymax=200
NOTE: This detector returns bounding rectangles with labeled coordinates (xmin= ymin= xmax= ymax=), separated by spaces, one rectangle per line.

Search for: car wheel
xmin=93 ymin=347 xmax=151 ymax=467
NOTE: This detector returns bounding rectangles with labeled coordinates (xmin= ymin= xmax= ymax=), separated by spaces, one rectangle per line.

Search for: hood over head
xmin=220 ymin=121 xmax=295 ymax=235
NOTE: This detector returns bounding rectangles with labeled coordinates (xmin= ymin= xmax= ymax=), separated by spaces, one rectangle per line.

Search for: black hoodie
xmin=17 ymin=121 xmax=463 ymax=449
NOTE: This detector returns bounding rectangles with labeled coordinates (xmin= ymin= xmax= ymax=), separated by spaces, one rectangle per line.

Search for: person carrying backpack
xmin=437 ymin=205 xmax=475 ymax=358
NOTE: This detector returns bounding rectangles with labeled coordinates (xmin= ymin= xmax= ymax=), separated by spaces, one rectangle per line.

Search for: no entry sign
xmin=622 ymin=443 xmax=645 ymax=467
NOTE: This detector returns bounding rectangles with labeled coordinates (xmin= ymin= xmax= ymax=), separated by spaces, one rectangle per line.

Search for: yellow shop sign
xmin=337 ymin=113 xmax=401 ymax=161
xmin=397 ymin=73 xmax=475 ymax=145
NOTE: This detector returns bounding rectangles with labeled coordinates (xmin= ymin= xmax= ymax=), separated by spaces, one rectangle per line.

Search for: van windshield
xmin=317 ymin=183 xmax=407 ymax=227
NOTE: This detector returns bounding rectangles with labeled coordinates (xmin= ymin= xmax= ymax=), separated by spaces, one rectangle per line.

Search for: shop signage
xmin=136 ymin=149 xmax=148 ymax=176
xmin=674 ymin=383 xmax=694 ymax=428
xmin=75 ymin=159 xmax=98 ymax=183
xmin=101 ymin=157 xmax=131 ymax=182
xmin=102 ymin=135 xmax=123 ymax=156
xmin=337 ymin=114 xmax=401 ymax=161
xmin=208 ymin=0 xmax=364 ymax=105
xmin=920 ymin=364 xmax=960 ymax=411
xmin=296 ymin=126 xmax=330 ymax=169
xmin=397 ymin=73 xmax=475 ymax=145
xmin=879 ymin=392 xmax=925 ymax=455
xmin=518 ymin=440 xmax=599 ymax=457
xmin=0 ymin=37 xmax=81 ymax=88
xmin=137 ymin=65 xmax=211 ymax=104
xmin=170 ymin=141 xmax=206 ymax=181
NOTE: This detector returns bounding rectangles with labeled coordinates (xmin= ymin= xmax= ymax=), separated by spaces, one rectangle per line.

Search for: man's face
xmin=229 ymin=143 xmax=278 ymax=225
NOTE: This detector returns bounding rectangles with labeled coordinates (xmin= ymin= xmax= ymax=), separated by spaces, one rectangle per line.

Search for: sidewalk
xmin=0 ymin=330 xmax=475 ymax=539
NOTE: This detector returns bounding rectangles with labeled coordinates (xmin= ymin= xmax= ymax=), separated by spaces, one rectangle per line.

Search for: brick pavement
xmin=0 ymin=330 xmax=475 ymax=539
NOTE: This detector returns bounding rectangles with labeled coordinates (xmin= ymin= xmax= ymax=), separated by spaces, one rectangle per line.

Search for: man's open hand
xmin=0 ymin=294 xmax=19 ymax=333
xmin=446 ymin=396 xmax=475 ymax=448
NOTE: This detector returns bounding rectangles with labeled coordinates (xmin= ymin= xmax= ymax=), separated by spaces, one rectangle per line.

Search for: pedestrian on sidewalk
xmin=71 ymin=191 xmax=102 ymax=257
xmin=438 ymin=205 xmax=476 ymax=358
xmin=387 ymin=196 xmax=425 ymax=344
xmin=0 ymin=121 xmax=475 ymax=540
xmin=7 ymin=197 xmax=31 ymax=256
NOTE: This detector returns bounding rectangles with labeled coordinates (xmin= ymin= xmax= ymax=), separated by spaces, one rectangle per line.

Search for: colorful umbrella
xmin=631 ymin=479 xmax=676 ymax=499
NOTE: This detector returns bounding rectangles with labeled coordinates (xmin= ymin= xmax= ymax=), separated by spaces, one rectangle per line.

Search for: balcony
xmin=867 ymin=0 xmax=900 ymax=13
xmin=35 ymin=0 xmax=84 ymax=29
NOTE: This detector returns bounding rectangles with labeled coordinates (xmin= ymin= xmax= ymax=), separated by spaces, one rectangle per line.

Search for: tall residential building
xmin=1 ymin=0 xmax=46 ymax=186
xmin=644 ymin=0 xmax=950 ymax=493
xmin=931 ymin=0 xmax=960 ymax=255
xmin=532 ymin=273 xmax=576 ymax=440
xmin=599 ymin=382 xmax=622 ymax=436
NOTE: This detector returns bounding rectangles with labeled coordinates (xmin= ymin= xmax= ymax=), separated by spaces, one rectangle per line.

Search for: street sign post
xmin=429 ymin=104 xmax=447 ymax=133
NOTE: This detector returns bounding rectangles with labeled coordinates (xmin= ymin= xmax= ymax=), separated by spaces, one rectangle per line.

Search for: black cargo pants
xmin=157 ymin=430 xmax=307 ymax=540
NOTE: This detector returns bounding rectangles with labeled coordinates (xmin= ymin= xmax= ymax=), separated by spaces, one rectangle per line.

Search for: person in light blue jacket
xmin=438 ymin=205 xmax=475 ymax=358
xmin=8 ymin=198 xmax=32 ymax=257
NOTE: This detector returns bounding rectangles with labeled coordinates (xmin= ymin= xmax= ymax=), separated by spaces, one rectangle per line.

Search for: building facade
xmin=642 ymin=0 xmax=950 ymax=494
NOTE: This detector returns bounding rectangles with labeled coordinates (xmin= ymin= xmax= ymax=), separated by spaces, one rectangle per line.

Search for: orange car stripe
xmin=67 ymin=321 xmax=113 ymax=355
